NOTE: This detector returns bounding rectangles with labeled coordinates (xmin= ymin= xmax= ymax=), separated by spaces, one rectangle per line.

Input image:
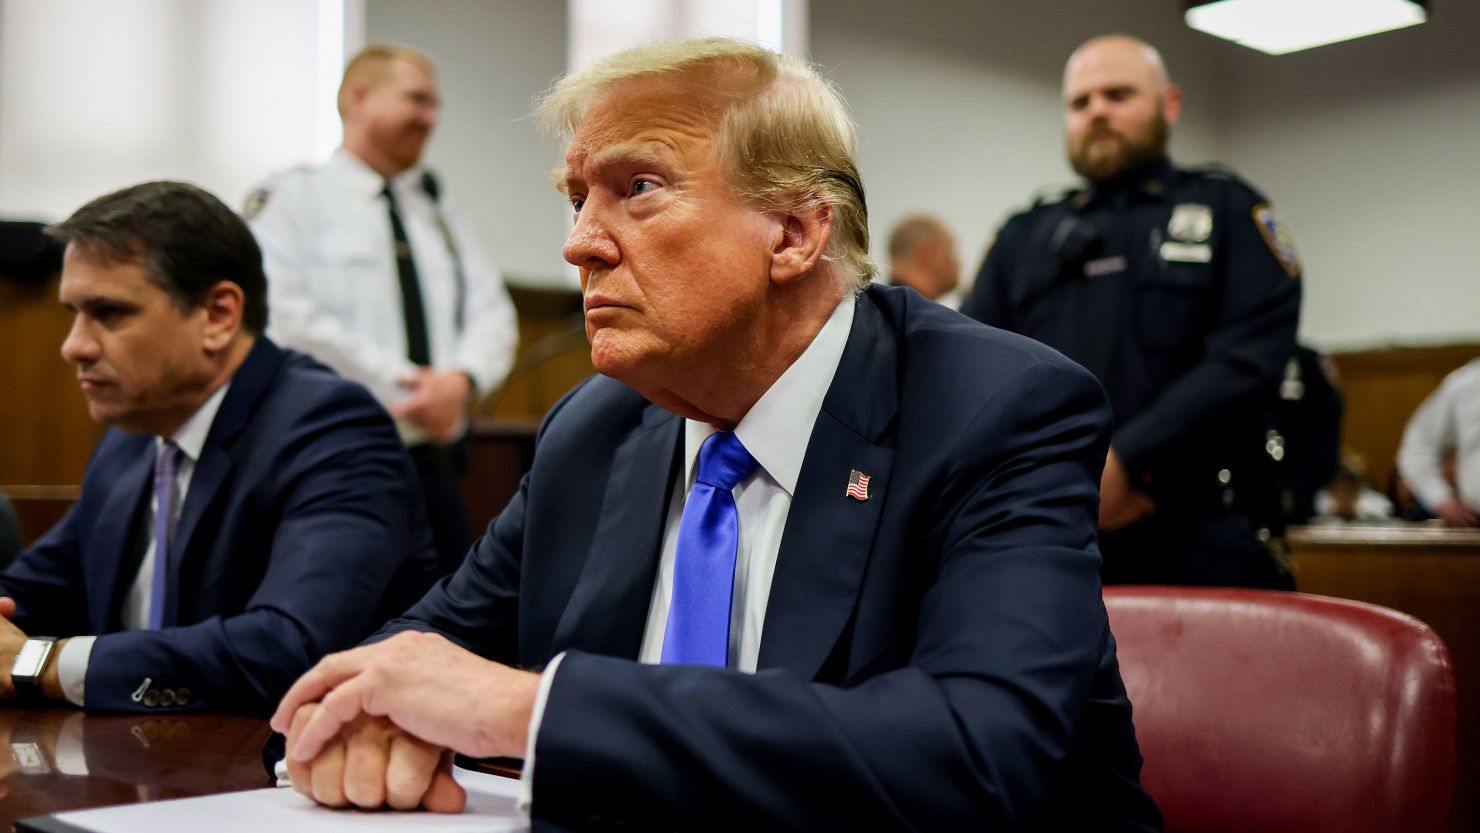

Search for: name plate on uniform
xmin=1159 ymin=241 xmax=1212 ymax=263
xmin=1083 ymin=255 xmax=1128 ymax=277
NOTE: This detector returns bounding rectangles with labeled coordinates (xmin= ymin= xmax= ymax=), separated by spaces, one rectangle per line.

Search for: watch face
xmin=13 ymin=639 xmax=50 ymax=678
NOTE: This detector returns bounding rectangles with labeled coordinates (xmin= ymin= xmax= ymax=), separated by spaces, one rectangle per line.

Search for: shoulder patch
xmin=1252 ymin=203 xmax=1300 ymax=278
xmin=243 ymin=186 xmax=273 ymax=220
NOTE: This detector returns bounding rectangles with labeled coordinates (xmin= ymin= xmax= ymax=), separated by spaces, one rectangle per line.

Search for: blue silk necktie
xmin=662 ymin=431 xmax=756 ymax=667
xmin=149 ymin=441 xmax=183 ymax=630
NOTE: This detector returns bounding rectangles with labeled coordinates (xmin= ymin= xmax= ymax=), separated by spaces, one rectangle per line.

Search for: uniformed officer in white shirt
xmin=247 ymin=44 xmax=518 ymax=573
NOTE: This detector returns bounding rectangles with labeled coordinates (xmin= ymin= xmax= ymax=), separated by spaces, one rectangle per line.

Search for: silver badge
xmin=1168 ymin=203 xmax=1213 ymax=242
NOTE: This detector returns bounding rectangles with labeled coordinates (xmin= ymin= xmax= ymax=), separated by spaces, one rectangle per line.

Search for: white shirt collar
xmin=160 ymin=381 xmax=231 ymax=463
xmin=329 ymin=147 xmax=423 ymax=199
xmin=683 ymin=293 xmax=856 ymax=496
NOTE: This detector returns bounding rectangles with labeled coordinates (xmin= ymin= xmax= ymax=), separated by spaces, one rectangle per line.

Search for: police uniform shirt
xmin=246 ymin=149 xmax=518 ymax=445
xmin=961 ymin=157 xmax=1301 ymax=502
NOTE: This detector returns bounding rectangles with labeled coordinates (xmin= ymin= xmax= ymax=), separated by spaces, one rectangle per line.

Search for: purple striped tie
xmin=149 ymin=441 xmax=183 ymax=630
xmin=662 ymin=431 xmax=756 ymax=667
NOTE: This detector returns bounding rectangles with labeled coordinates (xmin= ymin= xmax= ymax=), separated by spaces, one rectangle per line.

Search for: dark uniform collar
xmin=1073 ymin=156 xmax=1177 ymax=210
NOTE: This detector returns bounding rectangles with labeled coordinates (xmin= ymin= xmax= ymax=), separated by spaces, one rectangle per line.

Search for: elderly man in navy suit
xmin=0 ymin=181 xmax=438 ymax=716
xmin=275 ymin=39 xmax=1163 ymax=831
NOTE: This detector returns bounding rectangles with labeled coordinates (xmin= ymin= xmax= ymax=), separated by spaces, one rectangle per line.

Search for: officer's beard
xmin=1068 ymin=108 xmax=1170 ymax=184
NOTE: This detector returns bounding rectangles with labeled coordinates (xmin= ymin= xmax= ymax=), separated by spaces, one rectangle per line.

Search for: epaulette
xmin=1030 ymin=182 xmax=1081 ymax=209
xmin=1182 ymin=162 xmax=1244 ymax=182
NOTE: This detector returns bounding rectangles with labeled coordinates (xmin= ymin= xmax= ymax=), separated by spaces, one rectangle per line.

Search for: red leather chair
xmin=1104 ymin=587 xmax=1457 ymax=833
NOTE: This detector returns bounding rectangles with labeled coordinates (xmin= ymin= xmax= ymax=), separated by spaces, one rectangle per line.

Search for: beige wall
xmin=366 ymin=0 xmax=572 ymax=287
xmin=810 ymin=0 xmax=1227 ymax=284
xmin=3 ymin=0 xmax=1472 ymax=349
xmin=1217 ymin=1 xmax=1480 ymax=349
xmin=807 ymin=0 xmax=1480 ymax=349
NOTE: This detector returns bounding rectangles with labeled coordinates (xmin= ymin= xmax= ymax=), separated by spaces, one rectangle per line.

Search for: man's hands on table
xmin=271 ymin=631 xmax=540 ymax=812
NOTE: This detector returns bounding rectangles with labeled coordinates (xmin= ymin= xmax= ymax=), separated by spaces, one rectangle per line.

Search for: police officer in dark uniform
xmin=962 ymin=34 xmax=1301 ymax=588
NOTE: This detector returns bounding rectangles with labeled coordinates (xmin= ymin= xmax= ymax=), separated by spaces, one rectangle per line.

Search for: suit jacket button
xmin=142 ymin=689 xmax=160 ymax=708
xmin=159 ymin=688 xmax=176 ymax=707
xmin=175 ymin=688 xmax=192 ymax=706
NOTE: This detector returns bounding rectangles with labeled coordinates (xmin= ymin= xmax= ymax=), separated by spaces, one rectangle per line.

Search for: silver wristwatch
xmin=11 ymin=636 xmax=59 ymax=701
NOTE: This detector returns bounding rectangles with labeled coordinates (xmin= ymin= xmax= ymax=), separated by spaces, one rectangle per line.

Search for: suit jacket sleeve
xmin=79 ymin=386 xmax=430 ymax=716
xmin=531 ymin=359 xmax=1116 ymax=831
xmin=1113 ymin=185 xmax=1301 ymax=473
xmin=0 ymin=504 xmax=91 ymax=635
xmin=365 ymin=383 xmax=594 ymax=658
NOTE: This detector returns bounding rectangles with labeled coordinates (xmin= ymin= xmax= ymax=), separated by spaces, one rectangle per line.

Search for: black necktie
xmin=381 ymin=184 xmax=431 ymax=366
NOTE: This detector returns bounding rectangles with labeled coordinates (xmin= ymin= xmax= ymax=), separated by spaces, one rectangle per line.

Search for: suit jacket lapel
xmin=88 ymin=438 xmax=153 ymax=631
xmin=552 ymin=404 xmax=682 ymax=658
xmin=166 ymin=338 xmax=284 ymax=625
xmin=758 ymin=292 xmax=898 ymax=678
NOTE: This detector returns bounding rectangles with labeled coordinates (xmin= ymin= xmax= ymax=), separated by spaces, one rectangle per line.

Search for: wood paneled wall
xmin=480 ymin=284 xmax=594 ymax=421
xmin=0 ymin=275 xmax=104 ymax=485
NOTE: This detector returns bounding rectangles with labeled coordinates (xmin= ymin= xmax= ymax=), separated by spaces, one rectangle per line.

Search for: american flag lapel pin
xmin=846 ymin=469 xmax=871 ymax=501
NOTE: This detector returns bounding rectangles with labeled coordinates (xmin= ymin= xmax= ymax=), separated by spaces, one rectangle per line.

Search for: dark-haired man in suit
xmin=276 ymin=39 xmax=1162 ymax=832
xmin=0 ymin=181 xmax=438 ymax=716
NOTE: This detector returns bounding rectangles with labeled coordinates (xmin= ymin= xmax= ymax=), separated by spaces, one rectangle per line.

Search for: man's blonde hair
xmin=338 ymin=43 xmax=436 ymax=118
xmin=536 ymin=38 xmax=874 ymax=291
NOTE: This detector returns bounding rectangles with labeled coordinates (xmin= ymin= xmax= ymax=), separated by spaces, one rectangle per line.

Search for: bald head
xmin=1065 ymin=35 xmax=1171 ymax=94
xmin=888 ymin=215 xmax=959 ymax=302
xmin=1062 ymin=35 xmax=1180 ymax=182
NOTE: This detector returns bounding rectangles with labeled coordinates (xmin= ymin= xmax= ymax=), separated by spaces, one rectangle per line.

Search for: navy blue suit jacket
xmin=382 ymin=286 xmax=1162 ymax=831
xmin=2 ymin=337 xmax=439 ymax=716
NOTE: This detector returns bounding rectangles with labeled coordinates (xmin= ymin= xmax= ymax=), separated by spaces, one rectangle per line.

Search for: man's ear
xmin=1161 ymin=83 xmax=1183 ymax=126
xmin=342 ymin=80 xmax=372 ymax=121
xmin=770 ymin=201 xmax=833 ymax=285
xmin=200 ymin=280 xmax=245 ymax=352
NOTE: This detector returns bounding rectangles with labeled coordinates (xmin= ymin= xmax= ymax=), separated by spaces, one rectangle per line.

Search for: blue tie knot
xmin=695 ymin=432 xmax=755 ymax=491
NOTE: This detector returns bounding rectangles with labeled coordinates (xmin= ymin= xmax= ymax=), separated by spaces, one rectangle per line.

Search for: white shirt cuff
xmin=56 ymin=635 xmax=96 ymax=707
xmin=518 ymin=651 xmax=566 ymax=816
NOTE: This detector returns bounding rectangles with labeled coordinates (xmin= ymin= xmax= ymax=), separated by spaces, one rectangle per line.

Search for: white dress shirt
xmin=56 ymin=383 xmax=230 ymax=706
xmin=1397 ymin=358 xmax=1480 ymax=513
xmin=248 ymin=148 xmax=518 ymax=445
xmin=519 ymin=294 xmax=857 ymax=809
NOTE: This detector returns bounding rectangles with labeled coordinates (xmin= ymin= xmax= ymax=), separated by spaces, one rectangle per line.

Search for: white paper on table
xmin=47 ymin=766 xmax=529 ymax=833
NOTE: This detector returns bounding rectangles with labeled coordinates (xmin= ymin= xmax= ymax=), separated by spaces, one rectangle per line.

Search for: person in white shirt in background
xmin=247 ymin=44 xmax=518 ymax=573
xmin=1397 ymin=358 xmax=1480 ymax=527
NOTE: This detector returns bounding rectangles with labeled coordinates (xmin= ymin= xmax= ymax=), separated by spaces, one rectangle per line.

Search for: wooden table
xmin=0 ymin=709 xmax=273 ymax=830
xmin=1289 ymin=523 xmax=1480 ymax=833
xmin=0 ymin=709 xmax=525 ymax=831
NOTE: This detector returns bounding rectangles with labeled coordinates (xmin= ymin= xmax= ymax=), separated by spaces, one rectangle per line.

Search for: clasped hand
xmin=270 ymin=631 xmax=541 ymax=812
xmin=390 ymin=369 xmax=472 ymax=442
